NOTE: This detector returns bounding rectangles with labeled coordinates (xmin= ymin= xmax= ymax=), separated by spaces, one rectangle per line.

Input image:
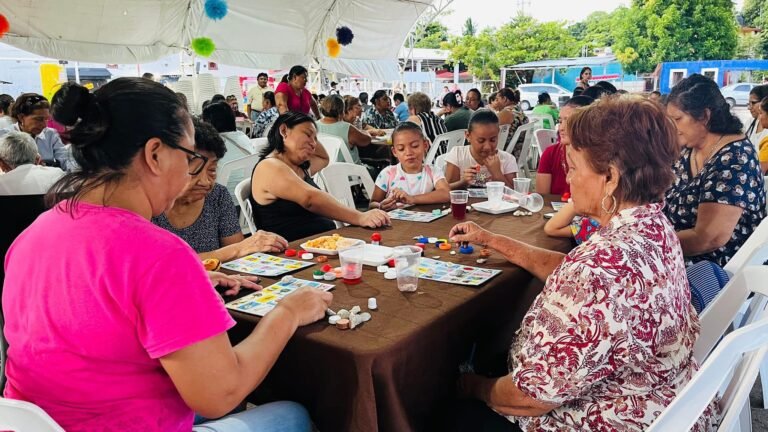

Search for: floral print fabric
xmin=509 ymin=203 xmax=717 ymax=432
xmin=362 ymin=106 xmax=398 ymax=130
xmin=665 ymin=139 xmax=766 ymax=267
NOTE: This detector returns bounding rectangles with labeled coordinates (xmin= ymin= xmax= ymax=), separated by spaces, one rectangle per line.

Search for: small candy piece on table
xmin=326 ymin=308 xmax=337 ymax=316
xmin=328 ymin=315 xmax=341 ymax=325
xmin=316 ymin=255 xmax=328 ymax=263
xmin=301 ymin=252 xmax=314 ymax=260
xmin=350 ymin=305 xmax=361 ymax=315
xmin=450 ymin=250 xmax=457 ymax=256
xmin=476 ymin=258 xmax=488 ymax=264
xmin=323 ymin=272 xmax=337 ymax=281
xmin=313 ymin=270 xmax=325 ymax=280
xmin=377 ymin=265 xmax=389 ymax=273
xmin=431 ymin=209 xmax=442 ymax=216
xmin=337 ymin=309 xmax=350 ymax=319
xmin=371 ymin=232 xmax=382 ymax=245
xmin=321 ymin=264 xmax=333 ymax=273
xmin=427 ymin=237 xmax=438 ymax=244
xmin=479 ymin=248 xmax=492 ymax=257
xmin=368 ymin=297 xmax=378 ymax=310
xmin=285 ymin=248 xmax=297 ymax=257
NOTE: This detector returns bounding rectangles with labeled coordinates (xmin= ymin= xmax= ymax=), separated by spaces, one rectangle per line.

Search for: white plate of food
xmin=300 ymin=234 xmax=359 ymax=255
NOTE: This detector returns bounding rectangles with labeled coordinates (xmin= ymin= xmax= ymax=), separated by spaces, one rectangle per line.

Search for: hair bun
xmin=51 ymin=83 xmax=93 ymax=126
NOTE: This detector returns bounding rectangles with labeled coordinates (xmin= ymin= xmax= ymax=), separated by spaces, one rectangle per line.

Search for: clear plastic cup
xmin=450 ymin=190 xmax=469 ymax=220
xmin=503 ymin=186 xmax=544 ymax=212
xmin=513 ymin=178 xmax=531 ymax=195
xmin=393 ymin=245 xmax=421 ymax=292
xmin=338 ymin=240 xmax=365 ymax=284
xmin=486 ymin=181 xmax=504 ymax=205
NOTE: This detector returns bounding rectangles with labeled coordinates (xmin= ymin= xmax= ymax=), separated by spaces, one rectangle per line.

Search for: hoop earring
xmin=601 ymin=193 xmax=617 ymax=214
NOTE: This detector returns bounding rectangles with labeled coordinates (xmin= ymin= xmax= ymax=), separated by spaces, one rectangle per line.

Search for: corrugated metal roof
xmin=505 ymin=56 xmax=617 ymax=70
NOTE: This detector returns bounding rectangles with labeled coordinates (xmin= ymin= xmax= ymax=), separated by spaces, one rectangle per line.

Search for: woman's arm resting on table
xmin=535 ymin=173 xmax=552 ymax=195
xmin=450 ymin=222 xmax=565 ymax=282
xmin=348 ymin=125 xmax=372 ymax=148
xmin=677 ymin=202 xmax=743 ymax=256
xmin=200 ymin=232 xmax=289 ymax=262
xmin=409 ymin=178 xmax=451 ymax=205
xmin=461 ymin=374 xmax=558 ymax=417
xmin=159 ymin=288 xmax=331 ymax=418
xmin=544 ymin=202 xmax=576 ymax=238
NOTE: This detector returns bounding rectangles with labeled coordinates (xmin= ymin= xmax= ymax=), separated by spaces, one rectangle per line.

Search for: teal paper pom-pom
xmin=191 ymin=37 xmax=216 ymax=57
xmin=204 ymin=0 xmax=228 ymax=20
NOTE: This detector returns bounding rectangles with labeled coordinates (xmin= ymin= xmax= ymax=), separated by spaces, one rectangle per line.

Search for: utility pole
xmin=516 ymin=0 xmax=531 ymax=16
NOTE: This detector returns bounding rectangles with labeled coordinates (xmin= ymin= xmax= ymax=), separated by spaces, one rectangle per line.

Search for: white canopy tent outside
xmin=0 ymin=0 xmax=435 ymax=82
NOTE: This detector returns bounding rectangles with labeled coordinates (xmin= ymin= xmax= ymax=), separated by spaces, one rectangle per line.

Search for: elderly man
xmin=0 ymin=131 xmax=64 ymax=196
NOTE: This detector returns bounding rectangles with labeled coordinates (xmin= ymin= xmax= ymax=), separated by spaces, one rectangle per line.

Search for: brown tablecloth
xmin=227 ymin=197 xmax=573 ymax=432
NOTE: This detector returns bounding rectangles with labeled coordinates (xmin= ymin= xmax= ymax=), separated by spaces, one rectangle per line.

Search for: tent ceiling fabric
xmin=0 ymin=0 xmax=432 ymax=81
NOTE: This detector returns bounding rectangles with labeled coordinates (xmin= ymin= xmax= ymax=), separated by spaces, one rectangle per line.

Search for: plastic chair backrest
xmin=695 ymin=264 xmax=768 ymax=363
xmin=0 ymin=397 xmax=66 ymax=431
xmin=527 ymin=113 xmax=555 ymax=130
xmin=507 ymin=123 xmax=537 ymax=177
xmin=647 ymin=312 xmax=768 ymax=432
xmin=496 ymin=124 xmax=511 ymax=150
xmin=724 ymin=217 xmax=768 ymax=277
xmin=425 ymin=129 xmax=466 ymax=166
xmin=317 ymin=133 xmax=354 ymax=164
xmin=534 ymin=129 xmax=558 ymax=155
xmin=502 ymin=122 xmax=536 ymax=154
xmin=318 ymin=163 xmax=375 ymax=210
xmin=216 ymin=154 xmax=260 ymax=190
xmin=234 ymin=178 xmax=258 ymax=236
xmin=249 ymin=138 xmax=269 ymax=156
xmin=434 ymin=154 xmax=448 ymax=174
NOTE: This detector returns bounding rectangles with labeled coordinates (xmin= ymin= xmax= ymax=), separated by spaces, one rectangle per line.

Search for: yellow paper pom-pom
xmin=326 ymin=38 xmax=341 ymax=58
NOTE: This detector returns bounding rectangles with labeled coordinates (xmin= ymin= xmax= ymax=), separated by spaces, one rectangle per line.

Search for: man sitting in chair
xmin=0 ymin=131 xmax=64 ymax=196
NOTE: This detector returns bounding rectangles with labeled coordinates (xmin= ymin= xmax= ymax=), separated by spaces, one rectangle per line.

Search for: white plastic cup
xmin=503 ymin=186 xmax=544 ymax=212
xmin=513 ymin=177 xmax=531 ymax=195
xmin=338 ymin=240 xmax=365 ymax=284
xmin=393 ymin=245 xmax=421 ymax=292
xmin=486 ymin=181 xmax=504 ymax=205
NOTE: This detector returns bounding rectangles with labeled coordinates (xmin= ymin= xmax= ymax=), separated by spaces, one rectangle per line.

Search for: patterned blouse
xmin=504 ymin=105 xmax=529 ymax=159
xmin=665 ymin=139 xmax=766 ymax=267
xmin=253 ymin=107 xmax=279 ymax=138
xmin=509 ymin=203 xmax=718 ymax=432
xmin=362 ymin=106 xmax=398 ymax=130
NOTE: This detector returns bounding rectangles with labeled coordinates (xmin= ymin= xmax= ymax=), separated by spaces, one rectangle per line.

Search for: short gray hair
xmin=0 ymin=131 xmax=38 ymax=169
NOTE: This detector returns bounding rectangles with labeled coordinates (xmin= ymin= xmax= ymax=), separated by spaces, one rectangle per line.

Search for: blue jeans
xmin=192 ymin=401 xmax=312 ymax=432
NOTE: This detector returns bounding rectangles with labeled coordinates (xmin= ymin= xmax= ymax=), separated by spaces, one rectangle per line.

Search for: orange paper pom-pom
xmin=0 ymin=15 xmax=10 ymax=37
xmin=326 ymin=38 xmax=341 ymax=58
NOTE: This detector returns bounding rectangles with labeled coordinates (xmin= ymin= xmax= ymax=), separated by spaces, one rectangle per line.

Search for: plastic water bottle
xmin=502 ymin=186 xmax=544 ymax=212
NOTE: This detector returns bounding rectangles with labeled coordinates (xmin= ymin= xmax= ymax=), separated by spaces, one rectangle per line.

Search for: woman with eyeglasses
xmin=2 ymin=78 xmax=328 ymax=432
xmin=152 ymin=117 xmax=289 ymax=261
xmin=0 ymin=93 xmax=73 ymax=171
xmin=745 ymin=85 xmax=768 ymax=145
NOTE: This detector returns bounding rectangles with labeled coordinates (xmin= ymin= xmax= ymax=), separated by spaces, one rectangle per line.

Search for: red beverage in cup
xmin=451 ymin=202 xmax=466 ymax=220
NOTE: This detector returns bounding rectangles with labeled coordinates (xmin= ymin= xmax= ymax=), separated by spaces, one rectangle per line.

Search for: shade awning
xmin=505 ymin=56 xmax=617 ymax=70
xmin=0 ymin=0 xmax=434 ymax=82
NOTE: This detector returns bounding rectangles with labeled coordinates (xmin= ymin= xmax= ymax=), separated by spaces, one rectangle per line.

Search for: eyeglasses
xmin=165 ymin=142 xmax=208 ymax=175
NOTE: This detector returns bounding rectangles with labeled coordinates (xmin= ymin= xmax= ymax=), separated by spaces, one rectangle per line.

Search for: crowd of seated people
xmin=3 ymin=64 xmax=768 ymax=432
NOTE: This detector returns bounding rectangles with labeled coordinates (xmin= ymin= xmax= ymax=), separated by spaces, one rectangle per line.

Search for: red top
xmin=276 ymin=81 xmax=312 ymax=115
xmin=537 ymin=140 xmax=570 ymax=195
xmin=371 ymin=233 xmax=382 ymax=242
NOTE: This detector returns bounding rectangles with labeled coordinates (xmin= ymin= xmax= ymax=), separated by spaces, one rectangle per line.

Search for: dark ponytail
xmin=47 ymin=77 xmax=189 ymax=210
xmin=260 ymin=112 xmax=316 ymax=162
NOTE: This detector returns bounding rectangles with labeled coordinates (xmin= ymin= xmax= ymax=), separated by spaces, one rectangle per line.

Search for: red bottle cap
xmin=371 ymin=232 xmax=382 ymax=242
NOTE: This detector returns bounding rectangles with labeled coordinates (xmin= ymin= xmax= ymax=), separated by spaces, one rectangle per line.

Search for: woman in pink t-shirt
xmin=2 ymin=78 xmax=331 ymax=432
xmin=274 ymin=65 xmax=320 ymax=118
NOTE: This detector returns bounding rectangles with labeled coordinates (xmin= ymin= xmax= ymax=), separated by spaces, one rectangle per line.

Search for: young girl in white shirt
xmin=370 ymin=122 xmax=451 ymax=210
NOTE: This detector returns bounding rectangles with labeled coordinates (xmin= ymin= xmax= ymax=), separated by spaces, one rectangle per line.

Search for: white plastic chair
xmin=527 ymin=113 xmax=555 ymax=130
xmin=234 ymin=178 xmax=257 ymax=236
xmin=647 ymin=313 xmax=768 ymax=432
xmin=434 ymin=153 xmax=448 ymax=174
xmin=504 ymin=123 xmax=537 ymax=178
xmin=425 ymin=129 xmax=466 ymax=167
xmin=317 ymin=133 xmax=354 ymax=164
xmin=695 ymin=264 xmax=768 ymax=363
xmin=534 ymin=129 xmax=558 ymax=155
xmin=496 ymin=124 xmax=511 ymax=151
xmin=0 ymin=397 xmax=65 ymax=431
xmin=317 ymin=163 xmax=375 ymax=210
xmin=217 ymin=154 xmax=260 ymax=191
xmin=249 ymin=138 xmax=269 ymax=157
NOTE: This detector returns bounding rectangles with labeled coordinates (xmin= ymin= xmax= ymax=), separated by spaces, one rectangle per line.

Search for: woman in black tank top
xmin=249 ymin=112 xmax=390 ymax=242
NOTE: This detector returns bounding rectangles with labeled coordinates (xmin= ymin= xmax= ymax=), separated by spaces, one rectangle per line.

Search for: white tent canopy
xmin=0 ymin=0 xmax=434 ymax=81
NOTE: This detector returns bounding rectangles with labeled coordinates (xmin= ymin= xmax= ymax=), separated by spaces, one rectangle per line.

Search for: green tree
xmin=463 ymin=18 xmax=477 ymax=37
xmin=614 ymin=0 xmax=738 ymax=73
xmin=742 ymin=0 xmax=765 ymax=27
xmin=448 ymin=15 xmax=579 ymax=81
xmin=412 ymin=21 xmax=451 ymax=49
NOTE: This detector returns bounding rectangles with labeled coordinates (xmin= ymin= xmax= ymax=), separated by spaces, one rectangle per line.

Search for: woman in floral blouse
xmin=448 ymin=95 xmax=717 ymax=432
xmin=362 ymin=90 xmax=398 ymax=131
xmin=665 ymin=74 xmax=766 ymax=267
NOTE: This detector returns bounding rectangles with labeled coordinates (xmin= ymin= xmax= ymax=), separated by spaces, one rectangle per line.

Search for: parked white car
xmin=517 ymin=83 xmax=572 ymax=111
xmin=720 ymin=83 xmax=759 ymax=108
